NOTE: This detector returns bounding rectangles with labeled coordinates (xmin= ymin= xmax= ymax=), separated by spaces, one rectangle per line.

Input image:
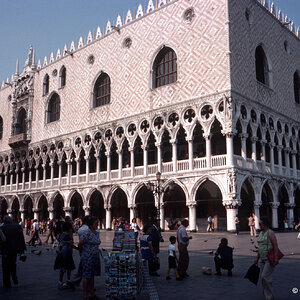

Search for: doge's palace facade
xmin=0 ymin=0 xmax=299 ymax=232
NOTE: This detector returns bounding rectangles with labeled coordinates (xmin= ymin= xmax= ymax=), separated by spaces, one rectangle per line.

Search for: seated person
xmin=214 ymin=238 xmax=234 ymax=276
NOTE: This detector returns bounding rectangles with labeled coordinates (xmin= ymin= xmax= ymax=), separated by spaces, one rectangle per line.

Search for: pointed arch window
xmin=15 ymin=108 xmax=27 ymax=135
xmin=153 ymin=47 xmax=177 ymax=88
xmin=47 ymin=93 xmax=60 ymax=123
xmin=0 ymin=116 xmax=3 ymax=139
xmin=59 ymin=66 xmax=66 ymax=88
xmin=294 ymin=71 xmax=300 ymax=104
xmin=93 ymin=72 xmax=111 ymax=107
xmin=255 ymin=45 xmax=270 ymax=86
xmin=43 ymin=74 xmax=50 ymax=96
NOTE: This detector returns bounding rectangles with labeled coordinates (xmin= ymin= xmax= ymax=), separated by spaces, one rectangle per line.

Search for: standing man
xmin=44 ymin=218 xmax=54 ymax=244
xmin=235 ymin=215 xmax=240 ymax=235
xmin=177 ymin=219 xmax=192 ymax=278
xmin=1 ymin=216 xmax=26 ymax=288
xmin=150 ymin=219 xmax=161 ymax=276
xmin=207 ymin=215 xmax=213 ymax=232
xmin=248 ymin=213 xmax=256 ymax=237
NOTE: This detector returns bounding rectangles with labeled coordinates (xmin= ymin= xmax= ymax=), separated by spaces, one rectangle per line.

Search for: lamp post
xmin=146 ymin=172 xmax=174 ymax=231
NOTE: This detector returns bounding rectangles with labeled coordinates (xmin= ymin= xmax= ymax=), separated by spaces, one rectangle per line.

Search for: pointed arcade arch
xmin=89 ymin=190 xmax=105 ymax=228
xmin=239 ymin=179 xmax=255 ymax=230
xmin=111 ymin=188 xmax=129 ymax=221
xmin=195 ymin=180 xmax=226 ymax=231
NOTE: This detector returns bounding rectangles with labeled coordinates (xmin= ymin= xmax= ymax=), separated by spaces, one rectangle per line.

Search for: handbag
xmin=244 ymin=264 xmax=260 ymax=285
xmin=297 ymin=232 xmax=300 ymax=239
xmin=267 ymin=230 xmax=284 ymax=265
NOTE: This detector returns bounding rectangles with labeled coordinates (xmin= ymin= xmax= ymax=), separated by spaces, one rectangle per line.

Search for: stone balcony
xmin=8 ymin=133 xmax=30 ymax=148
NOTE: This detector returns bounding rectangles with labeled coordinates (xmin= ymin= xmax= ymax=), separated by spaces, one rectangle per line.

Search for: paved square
xmin=0 ymin=231 xmax=299 ymax=300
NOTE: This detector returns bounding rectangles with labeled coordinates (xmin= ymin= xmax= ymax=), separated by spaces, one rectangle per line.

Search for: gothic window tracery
xmin=93 ymin=73 xmax=111 ymax=107
xmin=153 ymin=47 xmax=177 ymax=88
xmin=59 ymin=66 xmax=66 ymax=88
xmin=15 ymin=108 xmax=27 ymax=135
xmin=255 ymin=45 xmax=270 ymax=86
xmin=43 ymin=74 xmax=50 ymax=96
xmin=47 ymin=93 xmax=60 ymax=123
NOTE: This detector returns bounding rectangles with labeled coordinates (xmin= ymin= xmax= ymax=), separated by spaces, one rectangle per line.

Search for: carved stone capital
xmin=187 ymin=201 xmax=197 ymax=208
xmin=63 ymin=206 xmax=72 ymax=213
xmin=270 ymin=202 xmax=280 ymax=209
xmin=104 ymin=204 xmax=111 ymax=210
xmin=223 ymin=198 xmax=240 ymax=209
xmin=284 ymin=203 xmax=296 ymax=209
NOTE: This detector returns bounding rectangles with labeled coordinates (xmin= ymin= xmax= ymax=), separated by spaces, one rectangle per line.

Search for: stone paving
xmin=0 ymin=230 xmax=299 ymax=300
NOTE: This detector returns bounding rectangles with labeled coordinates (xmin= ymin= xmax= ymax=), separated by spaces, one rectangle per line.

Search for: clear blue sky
xmin=0 ymin=0 xmax=299 ymax=82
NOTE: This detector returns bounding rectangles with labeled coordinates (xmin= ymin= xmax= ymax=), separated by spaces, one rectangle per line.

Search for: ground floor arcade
xmin=0 ymin=172 xmax=299 ymax=232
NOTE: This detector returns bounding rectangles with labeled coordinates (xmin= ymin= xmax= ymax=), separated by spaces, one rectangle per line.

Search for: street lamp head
xmin=156 ymin=171 xmax=161 ymax=181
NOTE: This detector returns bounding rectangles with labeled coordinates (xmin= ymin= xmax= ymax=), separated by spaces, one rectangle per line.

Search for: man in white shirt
xmin=176 ymin=219 xmax=192 ymax=278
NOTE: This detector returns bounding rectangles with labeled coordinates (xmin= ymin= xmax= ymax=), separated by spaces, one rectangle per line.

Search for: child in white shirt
xmin=166 ymin=236 xmax=181 ymax=280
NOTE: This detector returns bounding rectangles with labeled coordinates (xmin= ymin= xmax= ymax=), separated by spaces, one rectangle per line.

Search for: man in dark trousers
xmin=1 ymin=215 xmax=26 ymax=288
xmin=150 ymin=219 xmax=161 ymax=276
xmin=214 ymin=238 xmax=234 ymax=276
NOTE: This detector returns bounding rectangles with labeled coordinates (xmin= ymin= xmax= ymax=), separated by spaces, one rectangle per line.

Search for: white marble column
xmin=261 ymin=140 xmax=266 ymax=171
xmin=43 ymin=165 xmax=46 ymax=187
xmin=35 ymin=167 xmax=40 ymax=188
xmin=130 ymin=148 xmax=135 ymax=177
xmin=241 ymin=134 xmax=247 ymax=167
xmin=21 ymin=168 xmax=25 ymax=190
xmin=143 ymin=146 xmax=148 ymax=176
xmin=171 ymin=140 xmax=177 ymax=173
xmin=251 ymin=137 xmax=258 ymax=169
xmin=254 ymin=202 xmax=261 ymax=230
xmin=271 ymin=202 xmax=279 ymax=229
xmin=33 ymin=209 xmax=40 ymax=221
xmin=156 ymin=143 xmax=162 ymax=173
xmin=10 ymin=171 xmax=13 ymax=190
xmin=20 ymin=210 xmax=25 ymax=223
xmin=205 ymin=134 xmax=211 ymax=168
xmin=106 ymin=152 xmax=111 ymax=181
xmin=285 ymin=148 xmax=290 ymax=176
xmin=85 ymin=156 xmax=90 ymax=183
xmin=188 ymin=203 xmax=197 ymax=232
xmin=285 ymin=202 xmax=295 ymax=228
xmin=292 ymin=151 xmax=298 ymax=178
xmin=76 ymin=158 xmax=80 ymax=183
xmin=4 ymin=172 xmax=7 ymax=192
xmin=270 ymin=143 xmax=275 ymax=173
xmin=226 ymin=132 xmax=235 ymax=167
xmin=118 ymin=150 xmax=123 ymax=179
xmin=277 ymin=146 xmax=283 ymax=175
xmin=50 ymin=162 xmax=54 ymax=187
xmin=58 ymin=161 xmax=62 ymax=186
xmin=48 ymin=209 xmax=54 ymax=220
xmin=64 ymin=207 xmax=72 ymax=219
xmin=96 ymin=156 xmax=100 ymax=181
xmin=83 ymin=206 xmax=90 ymax=216
xmin=105 ymin=206 xmax=112 ymax=230
xmin=7 ymin=209 xmax=13 ymax=218
xmin=67 ymin=160 xmax=72 ymax=185
xmin=29 ymin=169 xmax=32 ymax=189
xmin=187 ymin=139 xmax=194 ymax=171
xmin=129 ymin=204 xmax=136 ymax=222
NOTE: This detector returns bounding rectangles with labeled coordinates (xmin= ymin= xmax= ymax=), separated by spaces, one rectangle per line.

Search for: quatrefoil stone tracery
xmin=140 ymin=120 xmax=150 ymax=133
xmin=184 ymin=109 xmax=195 ymax=123
xmin=154 ymin=117 xmax=164 ymax=130
xmin=201 ymin=105 xmax=213 ymax=120
xmin=168 ymin=113 xmax=179 ymax=127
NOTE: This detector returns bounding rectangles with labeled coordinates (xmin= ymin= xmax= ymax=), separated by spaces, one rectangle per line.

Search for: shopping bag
xmin=244 ymin=264 xmax=260 ymax=285
xmin=297 ymin=232 xmax=300 ymax=239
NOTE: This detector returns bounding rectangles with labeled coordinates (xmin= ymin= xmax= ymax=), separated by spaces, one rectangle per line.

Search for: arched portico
xmin=70 ymin=191 xmax=84 ymax=219
xmin=239 ymin=179 xmax=255 ymax=231
xmin=260 ymin=183 xmax=273 ymax=228
xmin=163 ymin=183 xmax=188 ymax=229
xmin=38 ymin=195 xmax=49 ymax=221
xmin=135 ymin=185 xmax=156 ymax=228
xmin=295 ymin=187 xmax=300 ymax=223
xmin=89 ymin=189 xmax=105 ymax=228
xmin=278 ymin=185 xmax=289 ymax=229
xmin=110 ymin=187 xmax=129 ymax=223
xmin=23 ymin=195 xmax=34 ymax=221
xmin=11 ymin=197 xmax=20 ymax=222
xmin=195 ymin=179 xmax=226 ymax=231
xmin=53 ymin=193 xmax=65 ymax=219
